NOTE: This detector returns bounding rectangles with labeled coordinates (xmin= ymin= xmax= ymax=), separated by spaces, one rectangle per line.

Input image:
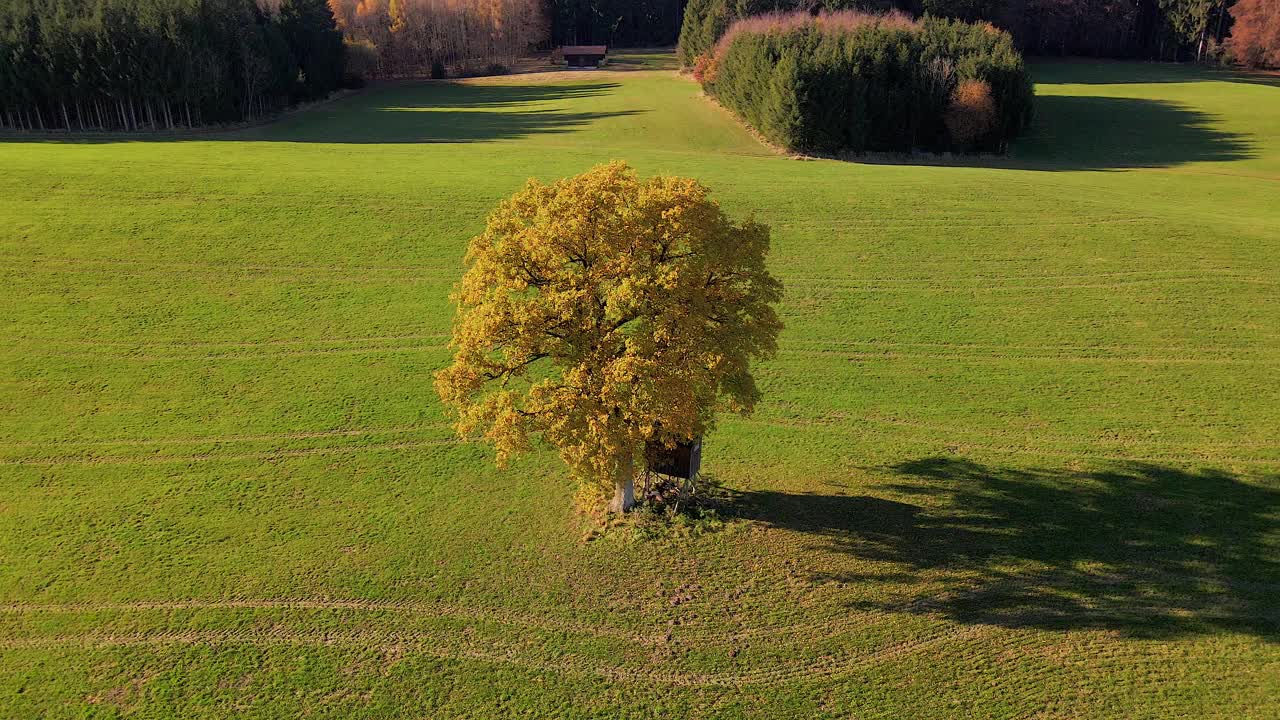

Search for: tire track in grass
xmin=0 ymin=438 xmax=466 ymax=467
xmin=0 ymin=424 xmax=452 ymax=449
xmin=11 ymin=260 xmax=1275 ymax=290
xmin=729 ymin=416 xmax=1280 ymax=467
xmin=0 ymin=616 xmax=993 ymax=687
xmin=701 ymin=624 xmax=993 ymax=687
xmin=0 ymin=256 xmax=463 ymax=277
xmin=784 ymin=338 xmax=1280 ymax=358
xmin=784 ymin=276 xmax=1277 ymax=293
xmin=15 ymin=336 xmax=1278 ymax=364
xmin=780 ymin=349 xmax=1274 ymax=365
xmin=0 ymin=599 xmax=907 ymax=652
xmin=784 ymin=267 xmax=1253 ymax=285
xmin=853 ymin=414 xmax=1280 ymax=451
xmin=23 ymin=345 xmax=452 ymax=361
xmin=6 ymin=574 xmax=1272 ymax=662
xmin=29 ymin=404 xmax=1268 ymax=469
xmin=13 ymin=333 xmax=452 ymax=349
xmin=745 ymin=409 xmax=1280 ymax=452
xmin=774 ymin=216 xmax=1157 ymax=231
xmin=0 ymin=599 xmax=652 ymax=644
xmin=43 ymin=334 xmax=1271 ymax=358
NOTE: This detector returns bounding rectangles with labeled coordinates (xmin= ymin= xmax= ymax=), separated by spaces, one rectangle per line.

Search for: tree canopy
xmin=678 ymin=0 xmax=1238 ymax=64
xmin=435 ymin=161 xmax=783 ymax=512
xmin=1228 ymin=0 xmax=1280 ymax=67
xmin=327 ymin=0 xmax=548 ymax=77
xmin=545 ymin=0 xmax=689 ymax=47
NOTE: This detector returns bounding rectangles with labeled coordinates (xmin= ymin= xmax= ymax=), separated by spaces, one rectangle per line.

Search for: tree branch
xmin=482 ymin=352 xmax=548 ymax=381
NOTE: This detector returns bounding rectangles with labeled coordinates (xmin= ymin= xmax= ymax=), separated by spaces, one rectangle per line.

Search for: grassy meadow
xmin=1 ymin=54 xmax=1278 ymax=717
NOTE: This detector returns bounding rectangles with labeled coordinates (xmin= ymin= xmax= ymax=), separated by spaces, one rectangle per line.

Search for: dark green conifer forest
xmin=0 ymin=0 xmax=343 ymax=131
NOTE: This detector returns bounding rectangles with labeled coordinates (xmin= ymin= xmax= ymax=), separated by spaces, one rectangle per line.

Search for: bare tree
xmin=328 ymin=0 xmax=548 ymax=76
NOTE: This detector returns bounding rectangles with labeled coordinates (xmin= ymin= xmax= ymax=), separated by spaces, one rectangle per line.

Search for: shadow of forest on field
xmin=604 ymin=50 xmax=680 ymax=71
xmin=846 ymin=94 xmax=1256 ymax=170
xmin=723 ymin=458 xmax=1280 ymax=640
xmin=1005 ymin=95 xmax=1255 ymax=169
xmin=0 ymin=64 xmax=1263 ymax=168
xmin=1027 ymin=59 xmax=1280 ymax=88
xmin=0 ymin=81 xmax=641 ymax=145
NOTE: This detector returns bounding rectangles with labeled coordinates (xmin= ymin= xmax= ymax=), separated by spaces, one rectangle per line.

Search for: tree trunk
xmin=608 ymin=454 xmax=635 ymax=513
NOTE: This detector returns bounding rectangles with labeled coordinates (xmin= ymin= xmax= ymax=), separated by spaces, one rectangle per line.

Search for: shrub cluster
xmin=700 ymin=10 xmax=1034 ymax=154
xmin=678 ymin=0 xmax=860 ymax=67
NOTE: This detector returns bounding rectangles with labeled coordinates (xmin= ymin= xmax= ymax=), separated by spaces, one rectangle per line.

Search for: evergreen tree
xmin=279 ymin=0 xmax=343 ymax=99
xmin=0 ymin=0 xmax=344 ymax=132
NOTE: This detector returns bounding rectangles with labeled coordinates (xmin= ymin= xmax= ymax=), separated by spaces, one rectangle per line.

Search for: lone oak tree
xmin=435 ymin=161 xmax=782 ymax=512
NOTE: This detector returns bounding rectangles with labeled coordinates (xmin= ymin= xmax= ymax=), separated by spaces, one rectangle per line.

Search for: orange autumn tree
xmin=1229 ymin=0 xmax=1280 ymax=68
xmin=435 ymin=162 xmax=783 ymax=513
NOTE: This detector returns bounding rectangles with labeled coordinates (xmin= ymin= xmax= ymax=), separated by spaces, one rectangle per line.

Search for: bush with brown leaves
xmin=691 ymin=54 xmax=719 ymax=84
xmin=945 ymin=79 xmax=997 ymax=149
xmin=1228 ymin=0 xmax=1280 ymax=68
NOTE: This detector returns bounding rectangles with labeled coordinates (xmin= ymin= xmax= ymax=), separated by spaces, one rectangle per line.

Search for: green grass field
xmin=1 ymin=56 xmax=1278 ymax=718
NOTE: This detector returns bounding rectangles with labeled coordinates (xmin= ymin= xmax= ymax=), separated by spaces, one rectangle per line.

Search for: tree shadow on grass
xmin=1029 ymin=59 xmax=1280 ymax=89
xmin=848 ymin=94 xmax=1256 ymax=170
xmin=0 ymin=81 xmax=643 ymax=145
xmin=1005 ymin=95 xmax=1256 ymax=169
xmin=603 ymin=49 xmax=681 ymax=72
xmin=722 ymin=459 xmax=1280 ymax=640
xmin=356 ymin=80 xmax=622 ymax=109
xmin=258 ymin=105 xmax=648 ymax=144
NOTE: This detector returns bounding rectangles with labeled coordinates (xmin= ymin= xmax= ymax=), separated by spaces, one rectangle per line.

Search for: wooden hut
xmin=561 ymin=45 xmax=608 ymax=69
xmin=646 ymin=438 xmax=702 ymax=481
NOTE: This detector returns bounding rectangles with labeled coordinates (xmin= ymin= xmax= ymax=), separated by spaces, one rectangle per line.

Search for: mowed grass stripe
xmin=0 ymin=615 xmax=992 ymax=688
xmin=10 ymin=341 xmax=1276 ymax=363
xmin=14 ymin=344 xmax=452 ymax=361
xmin=0 ymin=438 xmax=465 ymax=467
xmin=722 ymin=419 xmax=1280 ymax=467
xmin=0 ymin=424 xmax=451 ymax=448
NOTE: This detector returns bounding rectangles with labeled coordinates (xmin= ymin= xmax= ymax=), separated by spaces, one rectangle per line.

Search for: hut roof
xmin=561 ymin=45 xmax=608 ymax=55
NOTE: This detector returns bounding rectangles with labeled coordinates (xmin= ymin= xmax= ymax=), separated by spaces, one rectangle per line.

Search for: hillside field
xmin=1 ymin=54 xmax=1278 ymax=717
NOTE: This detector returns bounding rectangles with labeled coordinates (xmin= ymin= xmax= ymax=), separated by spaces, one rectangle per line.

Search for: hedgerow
xmin=700 ymin=11 xmax=1034 ymax=154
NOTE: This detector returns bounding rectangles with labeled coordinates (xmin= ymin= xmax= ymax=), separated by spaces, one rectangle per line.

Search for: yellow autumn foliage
xmin=434 ymin=161 xmax=783 ymax=501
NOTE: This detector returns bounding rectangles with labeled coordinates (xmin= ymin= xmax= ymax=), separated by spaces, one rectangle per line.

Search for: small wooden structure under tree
xmin=641 ymin=437 xmax=703 ymax=506
xmin=646 ymin=438 xmax=702 ymax=480
xmin=561 ymin=45 xmax=607 ymax=69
